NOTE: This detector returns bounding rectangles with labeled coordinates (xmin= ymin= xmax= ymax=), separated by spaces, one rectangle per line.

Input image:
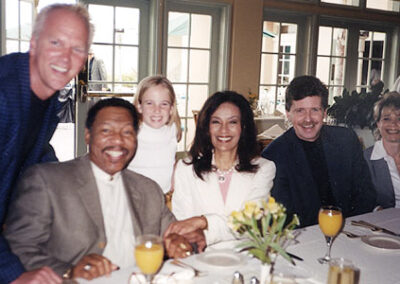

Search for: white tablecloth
xmin=79 ymin=208 xmax=400 ymax=284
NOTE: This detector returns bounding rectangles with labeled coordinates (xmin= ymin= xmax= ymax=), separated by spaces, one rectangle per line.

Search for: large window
xmin=356 ymin=30 xmax=386 ymax=92
xmin=87 ymin=3 xmax=147 ymax=94
xmin=259 ymin=21 xmax=297 ymax=114
xmin=165 ymin=2 xmax=228 ymax=151
xmin=316 ymin=26 xmax=348 ymax=104
xmin=367 ymin=0 xmax=400 ymax=12
xmin=167 ymin=11 xmax=210 ymax=151
xmin=321 ymin=0 xmax=359 ymax=7
xmin=5 ymin=0 xmax=34 ymax=53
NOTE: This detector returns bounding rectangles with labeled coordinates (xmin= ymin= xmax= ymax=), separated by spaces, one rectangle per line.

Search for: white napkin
xmin=257 ymin=124 xmax=285 ymax=139
xmin=129 ymin=263 xmax=195 ymax=284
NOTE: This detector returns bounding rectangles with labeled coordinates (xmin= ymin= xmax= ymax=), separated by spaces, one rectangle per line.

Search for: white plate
xmin=196 ymin=249 xmax=247 ymax=268
xmin=361 ymin=234 xmax=400 ymax=250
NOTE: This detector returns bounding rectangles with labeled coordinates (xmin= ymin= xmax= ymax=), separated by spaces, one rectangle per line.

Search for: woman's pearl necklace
xmin=216 ymin=166 xmax=234 ymax=183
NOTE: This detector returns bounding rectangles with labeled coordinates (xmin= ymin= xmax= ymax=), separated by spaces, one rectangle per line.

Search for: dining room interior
xmin=3 ymin=0 xmax=400 ymax=160
xmin=2 ymin=0 xmax=400 ymax=283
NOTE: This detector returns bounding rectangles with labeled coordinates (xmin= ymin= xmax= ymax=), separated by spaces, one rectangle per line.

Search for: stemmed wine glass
xmin=134 ymin=234 xmax=164 ymax=283
xmin=318 ymin=206 xmax=343 ymax=264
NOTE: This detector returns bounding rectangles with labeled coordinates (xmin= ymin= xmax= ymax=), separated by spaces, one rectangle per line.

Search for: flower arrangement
xmin=228 ymin=198 xmax=299 ymax=281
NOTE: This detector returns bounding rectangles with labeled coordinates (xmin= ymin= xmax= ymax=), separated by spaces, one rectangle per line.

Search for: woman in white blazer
xmin=166 ymin=91 xmax=276 ymax=248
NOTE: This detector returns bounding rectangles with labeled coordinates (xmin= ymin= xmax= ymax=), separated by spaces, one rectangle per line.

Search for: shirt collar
xmin=370 ymin=140 xmax=388 ymax=160
xmin=90 ymin=161 xmax=121 ymax=182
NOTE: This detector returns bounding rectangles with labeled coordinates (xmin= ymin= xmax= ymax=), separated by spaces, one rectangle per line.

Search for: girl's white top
xmin=127 ymin=122 xmax=177 ymax=193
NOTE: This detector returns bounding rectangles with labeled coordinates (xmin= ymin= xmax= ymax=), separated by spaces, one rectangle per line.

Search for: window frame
xmin=260 ymin=9 xmax=308 ymax=113
xmin=2 ymin=0 xmax=34 ymax=54
xmin=163 ymin=0 xmax=231 ymax=152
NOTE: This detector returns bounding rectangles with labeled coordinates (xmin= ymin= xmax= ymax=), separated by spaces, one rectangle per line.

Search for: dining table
xmin=79 ymin=208 xmax=400 ymax=284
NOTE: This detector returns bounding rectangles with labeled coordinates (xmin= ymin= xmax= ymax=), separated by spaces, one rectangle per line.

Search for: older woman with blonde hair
xmin=364 ymin=91 xmax=400 ymax=208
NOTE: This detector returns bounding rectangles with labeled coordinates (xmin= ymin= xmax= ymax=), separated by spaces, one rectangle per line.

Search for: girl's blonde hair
xmin=134 ymin=75 xmax=182 ymax=141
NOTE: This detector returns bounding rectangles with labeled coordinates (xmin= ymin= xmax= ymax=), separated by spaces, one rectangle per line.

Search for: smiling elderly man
xmin=0 ymin=4 xmax=93 ymax=283
xmin=261 ymin=75 xmax=377 ymax=227
xmin=4 ymin=98 xmax=201 ymax=281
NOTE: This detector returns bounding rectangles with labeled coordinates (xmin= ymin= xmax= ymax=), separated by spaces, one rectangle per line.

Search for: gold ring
xmin=179 ymin=243 xmax=187 ymax=249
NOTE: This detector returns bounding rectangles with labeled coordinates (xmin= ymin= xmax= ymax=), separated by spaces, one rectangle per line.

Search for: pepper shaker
xmin=232 ymin=271 xmax=244 ymax=284
xmin=250 ymin=276 xmax=260 ymax=284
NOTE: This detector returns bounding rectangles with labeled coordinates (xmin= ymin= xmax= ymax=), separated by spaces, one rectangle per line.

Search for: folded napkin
xmin=129 ymin=263 xmax=195 ymax=284
xmin=257 ymin=124 xmax=285 ymax=139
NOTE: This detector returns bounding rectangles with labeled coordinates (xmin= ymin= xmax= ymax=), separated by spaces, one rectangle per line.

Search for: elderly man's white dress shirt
xmin=91 ymin=162 xmax=135 ymax=267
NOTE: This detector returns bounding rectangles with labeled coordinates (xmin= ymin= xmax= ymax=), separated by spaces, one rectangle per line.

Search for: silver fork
xmin=171 ymin=259 xmax=208 ymax=277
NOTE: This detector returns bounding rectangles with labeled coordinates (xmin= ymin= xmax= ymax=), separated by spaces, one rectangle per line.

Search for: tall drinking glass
xmin=134 ymin=234 xmax=164 ymax=283
xmin=318 ymin=206 xmax=343 ymax=264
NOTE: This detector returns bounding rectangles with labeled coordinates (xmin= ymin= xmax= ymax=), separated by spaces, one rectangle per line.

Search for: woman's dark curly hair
xmin=186 ymin=91 xmax=259 ymax=180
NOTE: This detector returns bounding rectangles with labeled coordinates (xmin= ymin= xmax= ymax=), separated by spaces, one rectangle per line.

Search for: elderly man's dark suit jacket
xmin=364 ymin=145 xmax=396 ymax=208
xmin=262 ymin=126 xmax=377 ymax=227
xmin=4 ymin=155 xmax=176 ymax=276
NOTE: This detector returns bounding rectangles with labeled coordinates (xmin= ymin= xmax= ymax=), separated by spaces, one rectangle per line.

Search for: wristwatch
xmin=62 ymin=267 xmax=73 ymax=280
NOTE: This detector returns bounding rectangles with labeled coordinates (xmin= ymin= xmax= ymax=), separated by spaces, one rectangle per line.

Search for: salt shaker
xmin=250 ymin=276 xmax=260 ymax=284
xmin=232 ymin=271 xmax=244 ymax=284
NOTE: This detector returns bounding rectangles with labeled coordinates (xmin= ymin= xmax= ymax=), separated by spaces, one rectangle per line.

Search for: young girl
xmin=127 ymin=75 xmax=182 ymax=194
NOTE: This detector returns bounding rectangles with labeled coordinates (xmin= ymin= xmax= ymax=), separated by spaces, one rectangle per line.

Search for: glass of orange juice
xmin=318 ymin=206 xmax=343 ymax=264
xmin=135 ymin=234 xmax=164 ymax=283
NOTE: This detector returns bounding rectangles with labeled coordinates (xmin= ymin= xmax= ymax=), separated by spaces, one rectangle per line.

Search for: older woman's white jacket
xmin=172 ymin=157 xmax=276 ymax=246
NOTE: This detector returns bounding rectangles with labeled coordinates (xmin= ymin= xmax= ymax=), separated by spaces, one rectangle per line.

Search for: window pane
xmin=174 ymin=84 xmax=187 ymax=117
xmin=318 ymin=27 xmax=332 ymax=56
xmin=20 ymin=1 xmax=32 ymax=40
xmin=6 ymin=40 xmax=19 ymax=53
xmin=167 ymin=48 xmax=189 ymax=82
xmin=357 ymin=58 xmax=369 ymax=86
xmin=367 ymin=0 xmax=400 ymax=12
xmin=188 ymin=84 xmax=208 ymax=116
xmin=89 ymin=5 xmax=114 ymax=43
xmin=316 ymin=57 xmax=331 ymax=84
xmin=20 ymin=40 xmax=29 ymax=52
xmin=114 ymin=83 xmax=136 ymax=93
xmin=185 ymin=119 xmax=196 ymax=150
xmin=114 ymin=46 xmax=138 ymax=83
xmin=321 ymin=0 xmax=359 ymax=6
xmin=262 ymin=21 xmax=280 ymax=53
xmin=276 ymin=86 xmax=287 ymax=114
xmin=281 ymin=23 xmax=297 ymax=53
xmin=6 ymin=0 xmax=18 ymax=39
xmin=330 ymin=57 xmax=346 ymax=86
xmin=277 ymin=54 xmax=296 ymax=85
xmin=358 ymin=30 xmax=386 ymax=88
xmin=189 ymin=50 xmax=210 ymax=83
xmin=190 ymin=14 xmax=211 ymax=48
xmin=90 ymin=45 xmax=113 ymax=82
xmin=168 ymin=12 xmax=189 ymax=47
xmin=115 ymin=7 xmax=139 ymax=45
xmin=260 ymin=54 xmax=278 ymax=84
xmin=331 ymin=28 xmax=347 ymax=57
